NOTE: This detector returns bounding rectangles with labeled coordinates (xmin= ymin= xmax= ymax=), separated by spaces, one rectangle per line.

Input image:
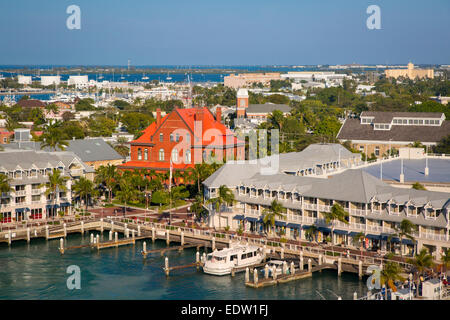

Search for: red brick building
xmin=118 ymin=107 xmax=245 ymax=172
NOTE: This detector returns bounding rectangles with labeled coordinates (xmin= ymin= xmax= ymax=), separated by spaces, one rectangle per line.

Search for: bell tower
xmin=236 ymin=88 xmax=249 ymax=118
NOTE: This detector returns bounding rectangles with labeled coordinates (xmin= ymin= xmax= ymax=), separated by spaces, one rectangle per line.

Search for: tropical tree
xmin=0 ymin=173 xmax=13 ymax=194
xmin=441 ymin=249 xmax=450 ymax=274
xmin=72 ymin=177 xmax=96 ymax=212
xmin=206 ymin=185 xmax=235 ymax=230
xmin=95 ymin=164 xmax=118 ymax=203
xmin=187 ymin=163 xmax=213 ymax=195
xmin=412 ymin=182 xmax=427 ymax=190
xmin=304 ymin=225 xmax=319 ymax=242
xmin=41 ymin=169 xmax=68 ymax=219
xmin=380 ymin=260 xmax=405 ymax=299
xmin=407 ymin=248 xmax=434 ymax=297
xmin=321 ymin=203 xmax=349 ymax=244
xmin=191 ymin=195 xmax=208 ymax=223
xmin=390 ymin=219 xmax=417 ymax=257
xmin=115 ymin=176 xmax=139 ymax=215
xmin=262 ymin=200 xmax=285 ymax=236
xmin=113 ymin=137 xmax=129 ymax=157
xmin=40 ymin=121 xmax=69 ymax=151
xmin=352 ymin=231 xmax=366 ymax=256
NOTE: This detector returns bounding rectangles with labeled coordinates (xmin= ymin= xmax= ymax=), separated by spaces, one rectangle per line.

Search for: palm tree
xmin=113 ymin=136 xmax=130 ymax=157
xmin=352 ymin=232 xmax=366 ymax=256
xmin=380 ymin=260 xmax=405 ymax=299
xmin=40 ymin=121 xmax=68 ymax=151
xmin=262 ymin=200 xmax=285 ymax=236
xmin=41 ymin=169 xmax=68 ymax=219
xmin=321 ymin=203 xmax=349 ymax=245
xmin=72 ymin=177 xmax=96 ymax=212
xmin=304 ymin=225 xmax=319 ymax=242
xmin=95 ymin=164 xmax=117 ymax=203
xmin=206 ymin=185 xmax=235 ymax=230
xmin=391 ymin=219 xmax=417 ymax=257
xmin=0 ymin=173 xmax=13 ymax=194
xmin=407 ymin=248 xmax=434 ymax=297
xmin=187 ymin=164 xmax=212 ymax=195
xmin=191 ymin=195 xmax=208 ymax=224
xmin=441 ymin=249 xmax=450 ymax=274
xmin=115 ymin=176 xmax=139 ymax=215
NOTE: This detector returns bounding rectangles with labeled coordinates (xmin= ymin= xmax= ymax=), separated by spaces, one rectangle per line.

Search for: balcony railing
xmin=245 ymin=209 xmax=260 ymax=216
xmin=421 ymin=233 xmax=447 ymax=241
xmin=366 ymin=225 xmax=383 ymax=233
xmin=287 ymin=214 xmax=302 ymax=223
xmin=349 ymin=208 xmax=366 ymax=216
xmin=318 ymin=205 xmax=331 ymax=212
xmin=31 ymin=189 xmax=41 ymax=195
xmin=303 ymin=203 xmax=317 ymax=210
xmin=303 ymin=216 xmax=317 ymax=224
xmin=14 ymin=190 xmax=26 ymax=196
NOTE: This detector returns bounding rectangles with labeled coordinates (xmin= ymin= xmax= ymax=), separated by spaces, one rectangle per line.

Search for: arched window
xmin=186 ymin=133 xmax=190 ymax=143
xmin=176 ymin=133 xmax=180 ymax=142
xmin=138 ymin=148 xmax=142 ymax=160
xmin=159 ymin=133 xmax=163 ymax=142
xmin=144 ymin=148 xmax=148 ymax=160
xmin=159 ymin=149 xmax=164 ymax=161
xmin=170 ymin=134 xmax=174 ymax=142
xmin=185 ymin=150 xmax=191 ymax=164
xmin=172 ymin=148 xmax=178 ymax=162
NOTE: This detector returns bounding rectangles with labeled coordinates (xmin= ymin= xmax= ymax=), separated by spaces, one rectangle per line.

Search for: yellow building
xmin=385 ymin=63 xmax=434 ymax=80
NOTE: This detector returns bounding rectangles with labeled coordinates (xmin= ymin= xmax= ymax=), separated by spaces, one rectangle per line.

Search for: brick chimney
xmin=156 ymin=108 xmax=161 ymax=126
xmin=195 ymin=107 xmax=204 ymax=122
xmin=215 ymin=107 xmax=222 ymax=123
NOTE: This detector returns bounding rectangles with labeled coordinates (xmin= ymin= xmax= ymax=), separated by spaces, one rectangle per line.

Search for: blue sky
xmin=1 ymin=0 xmax=449 ymax=65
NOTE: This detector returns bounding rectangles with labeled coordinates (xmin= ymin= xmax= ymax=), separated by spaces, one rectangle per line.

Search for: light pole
xmin=409 ymin=273 xmax=413 ymax=300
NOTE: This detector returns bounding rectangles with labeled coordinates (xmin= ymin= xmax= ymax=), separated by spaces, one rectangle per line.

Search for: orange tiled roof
xmin=131 ymin=107 xmax=244 ymax=147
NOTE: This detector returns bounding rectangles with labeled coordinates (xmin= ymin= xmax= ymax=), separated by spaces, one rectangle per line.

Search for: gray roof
xmin=361 ymin=111 xmax=444 ymax=123
xmin=246 ymin=103 xmax=292 ymax=114
xmin=6 ymin=138 xmax=124 ymax=162
xmin=337 ymin=118 xmax=450 ymax=143
xmin=0 ymin=149 xmax=95 ymax=175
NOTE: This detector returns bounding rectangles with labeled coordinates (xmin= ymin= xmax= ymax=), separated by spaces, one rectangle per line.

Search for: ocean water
xmin=0 ymin=233 xmax=368 ymax=300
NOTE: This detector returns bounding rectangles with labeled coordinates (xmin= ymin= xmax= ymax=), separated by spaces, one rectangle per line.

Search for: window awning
xmin=245 ymin=217 xmax=259 ymax=223
xmin=366 ymin=234 xmax=381 ymax=240
xmin=233 ymin=215 xmax=244 ymax=220
xmin=302 ymin=225 xmax=313 ymax=230
xmin=46 ymin=204 xmax=60 ymax=209
xmin=333 ymin=229 xmax=348 ymax=235
xmin=15 ymin=208 xmax=25 ymax=213
xmin=349 ymin=231 xmax=362 ymax=237
xmin=275 ymin=221 xmax=286 ymax=227
xmin=402 ymin=238 xmax=415 ymax=245
xmin=381 ymin=234 xmax=400 ymax=243
xmin=318 ymin=227 xmax=331 ymax=233
xmin=287 ymin=223 xmax=301 ymax=228
xmin=60 ymin=202 xmax=71 ymax=207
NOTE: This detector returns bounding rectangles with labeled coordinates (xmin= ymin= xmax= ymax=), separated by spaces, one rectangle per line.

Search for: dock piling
xmin=137 ymin=225 xmax=141 ymax=237
xmin=300 ymin=252 xmax=304 ymax=271
xmin=90 ymin=233 xmax=94 ymax=244
xmin=166 ymin=230 xmax=170 ymax=245
xmin=264 ymin=264 xmax=269 ymax=279
xmin=253 ymin=268 xmax=258 ymax=284
xmin=338 ymin=258 xmax=342 ymax=276
xmin=245 ymin=267 xmax=249 ymax=283
xmin=45 ymin=225 xmax=49 ymax=240
xmin=353 ymin=292 xmax=358 ymax=300
xmin=8 ymin=230 xmax=12 ymax=246
xmin=272 ymin=266 xmax=277 ymax=280
xmin=63 ymin=223 xmax=67 ymax=237
xmin=358 ymin=261 xmax=363 ymax=280
xmin=164 ymin=257 xmax=169 ymax=277
xmin=181 ymin=232 xmax=184 ymax=246
xmin=100 ymin=218 xmax=104 ymax=233
xmin=59 ymin=238 xmax=64 ymax=254
xmin=81 ymin=221 xmax=84 ymax=234
xmin=111 ymin=221 xmax=114 ymax=232
xmin=143 ymin=241 xmax=147 ymax=254
xmin=308 ymin=259 xmax=312 ymax=272
xmin=290 ymin=262 xmax=295 ymax=275
xmin=115 ymin=232 xmax=118 ymax=246
xmin=27 ymin=227 xmax=30 ymax=243
xmin=202 ymin=252 xmax=206 ymax=264
xmin=282 ymin=261 xmax=287 ymax=275
xmin=318 ymin=254 xmax=323 ymax=266
xmin=212 ymin=237 xmax=215 ymax=251
xmin=196 ymin=251 xmax=200 ymax=270
xmin=109 ymin=231 xmax=112 ymax=241
xmin=280 ymin=248 xmax=284 ymax=259
xmin=96 ymin=235 xmax=100 ymax=249
xmin=152 ymin=227 xmax=155 ymax=243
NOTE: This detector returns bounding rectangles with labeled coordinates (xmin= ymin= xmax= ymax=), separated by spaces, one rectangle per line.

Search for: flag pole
xmin=169 ymin=157 xmax=172 ymax=225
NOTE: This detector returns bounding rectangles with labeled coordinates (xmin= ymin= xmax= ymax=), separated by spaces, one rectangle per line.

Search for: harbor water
xmin=0 ymin=232 xmax=369 ymax=300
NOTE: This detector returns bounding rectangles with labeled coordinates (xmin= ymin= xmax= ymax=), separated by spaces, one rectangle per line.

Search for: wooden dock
xmin=245 ymin=263 xmax=335 ymax=288
xmin=141 ymin=244 xmax=201 ymax=258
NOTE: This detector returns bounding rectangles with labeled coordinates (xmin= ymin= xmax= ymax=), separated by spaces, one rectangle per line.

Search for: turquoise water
xmin=0 ymin=233 xmax=368 ymax=300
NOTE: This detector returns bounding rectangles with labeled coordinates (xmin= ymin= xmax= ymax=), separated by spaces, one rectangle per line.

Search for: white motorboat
xmin=202 ymin=244 xmax=265 ymax=276
xmin=260 ymin=260 xmax=284 ymax=276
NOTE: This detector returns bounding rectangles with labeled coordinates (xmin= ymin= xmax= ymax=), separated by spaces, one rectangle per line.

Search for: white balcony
xmin=287 ymin=214 xmax=302 ymax=223
xmin=318 ymin=205 xmax=331 ymax=212
xmin=366 ymin=225 xmax=383 ymax=233
xmin=31 ymin=189 xmax=41 ymax=195
xmin=349 ymin=208 xmax=366 ymax=216
xmin=303 ymin=216 xmax=317 ymax=224
xmin=421 ymin=233 xmax=447 ymax=241
xmin=245 ymin=209 xmax=260 ymax=217
xmin=348 ymin=223 xmax=365 ymax=231
xmin=303 ymin=203 xmax=317 ymax=210
xmin=14 ymin=190 xmax=26 ymax=196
